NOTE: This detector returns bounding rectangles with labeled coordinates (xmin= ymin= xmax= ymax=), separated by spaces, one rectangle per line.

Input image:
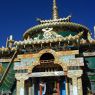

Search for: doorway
xmin=32 ymin=53 xmax=66 ymax=95
xmin=34 ymin=77 xmax=66 ymax=95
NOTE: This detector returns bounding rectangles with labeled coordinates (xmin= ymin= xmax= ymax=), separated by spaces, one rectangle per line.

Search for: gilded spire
xmin=53 ymin=0 xmax=59 ymax=20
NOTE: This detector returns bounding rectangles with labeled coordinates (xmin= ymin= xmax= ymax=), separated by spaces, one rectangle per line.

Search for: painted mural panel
xmin=59 ymin=55 xmax=84 ymax=66
xmin=21 ymin=58 xmax=36 ymax=66
xmin=59 ymin=55 xmax=75 ymax=63
xmin=14 ymin=58 xmax=36 ymax=70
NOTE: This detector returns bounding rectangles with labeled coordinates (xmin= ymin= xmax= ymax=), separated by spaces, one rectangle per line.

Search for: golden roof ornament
xmin=53 ymin=0 xmax=59 ymax=20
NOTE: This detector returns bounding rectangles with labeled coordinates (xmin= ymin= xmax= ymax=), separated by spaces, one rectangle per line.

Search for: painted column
xmin=15 ymin=74 xmax=29 ymax=95
xmin=39 ymin=84 xmax=42 ymax=95
xmin=72 ymin=77 xmax=78 ymax=95
xmin=78 ymin=77 xmax=83 ymax=95
xmin=65 ymin=77 xmax=69 ymax=95
xmin=60 ymin=79 xmax=66 ymax=95
xmin=67 ymin=70 xmax=83 ymax=95
xmin=69 ymin=79 xmax=73 ymax=95
xmin=56 ymin=80 xmax=60 ymax=95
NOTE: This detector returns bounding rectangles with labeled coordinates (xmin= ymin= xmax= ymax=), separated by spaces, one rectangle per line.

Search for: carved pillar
xmin=78 ymin=77 xmax=83 ymax=95
xmin=17 ymin=80 xmax=24 ymax=95
xmin=15 ymin=74 xmax=29 ymax=95
xmin=69 ymin=79 xmax=73 ymax=95
xmin=67 ymin=70 xmax=83 ymax=95
xmin=72 ymin=77 xmax=78 ymax=95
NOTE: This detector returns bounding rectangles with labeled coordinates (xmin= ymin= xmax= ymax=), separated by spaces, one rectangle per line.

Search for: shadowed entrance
xmin=31 ymin=53 xmax=66 ymax=95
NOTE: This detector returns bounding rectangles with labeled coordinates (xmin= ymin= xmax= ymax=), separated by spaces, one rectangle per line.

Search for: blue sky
xmin=0 ymin=0 xmax=95 ymax=47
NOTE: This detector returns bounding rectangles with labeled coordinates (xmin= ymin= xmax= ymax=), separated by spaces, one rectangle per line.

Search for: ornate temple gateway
xmin=0 ymin=0 xmax=95 ymax=95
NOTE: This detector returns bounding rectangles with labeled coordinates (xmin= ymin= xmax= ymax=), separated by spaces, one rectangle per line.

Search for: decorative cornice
xmin=15 ymin=32 xmax=83 ymax=46
xmin=23 ymin=22 xmax=90 ymax=39
xmin=67 ymin=70 xmax=83 ymax=78
xmin=15 ymin=73 xmax=29 ymax=81
xmin=39 ymin=16 xmax=71 ymax=24
xmin=0 ymin=47 xmax=17 ymax=53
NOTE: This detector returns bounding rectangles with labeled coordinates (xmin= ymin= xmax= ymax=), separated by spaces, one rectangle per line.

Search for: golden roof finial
xmin=53 ymin=0 xmax=59 ymax=20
